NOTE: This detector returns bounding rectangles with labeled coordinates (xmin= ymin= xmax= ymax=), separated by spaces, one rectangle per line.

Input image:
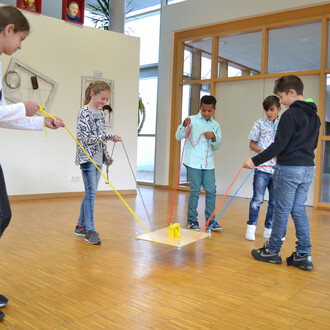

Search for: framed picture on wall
xmin=62 ymin=0 xmax=85 ymax=25
xmin=3 ymin=57 xmax=58 ymax=109
xmin=81 ymin=76 xmax=114 ymax=127
xmin=17 ymin=0 xmax=42 ymax=14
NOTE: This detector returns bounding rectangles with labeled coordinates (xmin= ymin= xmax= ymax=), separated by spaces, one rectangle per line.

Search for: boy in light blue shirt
xmin=176 ymin=95 xmax=222 ymax=231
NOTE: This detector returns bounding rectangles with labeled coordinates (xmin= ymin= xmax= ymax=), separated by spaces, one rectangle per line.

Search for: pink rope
xmin=168 ymin=121 xmax=190 ymax=226
xmin=168 ymin=120 xmax=213 ymax=226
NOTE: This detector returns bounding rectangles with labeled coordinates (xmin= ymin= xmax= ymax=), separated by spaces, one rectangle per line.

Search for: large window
xmin=136 ymin=77 xmax=158 ymax=183
xmin=183 ymin=38 xmax=212 ymax=81
xmin=170 ymin=4 xmax=330 ymax=208
xmin=268 ymin=22 xmax=322 ymax=73
xmin=218 ymin=31 xmax=262 ymax=77
xmin=125 ymin=13 xmax=160 ymax=66
xmin=125 ymin=11 xmax=160 ymax=184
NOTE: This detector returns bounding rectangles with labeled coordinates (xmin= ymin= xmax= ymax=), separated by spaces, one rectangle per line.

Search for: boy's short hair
xmin=273 ymin=75 xmax=304 ymax=96
xmin=200 ymin=95 xmax=217 ymax=107
xmin=262 ymin=95 xmax=280 ymax=111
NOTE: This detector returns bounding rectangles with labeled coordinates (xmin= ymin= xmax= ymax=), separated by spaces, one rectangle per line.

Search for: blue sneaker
xmin=0 ymin=310 xmax=4 ymax=321
xmin=187 ymin=220 xmax=200 ymax=230
xmin=0 ymin=295 xmax=8 ymax=308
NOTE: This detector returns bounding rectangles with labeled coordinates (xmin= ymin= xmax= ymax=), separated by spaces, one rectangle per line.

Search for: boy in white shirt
xmin=245 ymin=95 xmax=281 ymax=240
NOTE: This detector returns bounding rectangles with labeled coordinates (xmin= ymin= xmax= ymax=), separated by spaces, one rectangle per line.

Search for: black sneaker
xmin=0 ymin=295 xmax=8 ymax=308
xmin=286 ymin=252 xmax=313 ymax=271
xmin=85 ymin=231 xmax=101 ymax=245
xmin=75 ymin=225 xmax=87 ymax=237
xmin=187 ymin=220 xmax=200 ymax=230
xmin=0 ymin=310 xmax=4 ymax=321
xmin=207 ymin=220 xmax=222 ymax=232
xmin=251 ymin=241 xmax=282 ymax=264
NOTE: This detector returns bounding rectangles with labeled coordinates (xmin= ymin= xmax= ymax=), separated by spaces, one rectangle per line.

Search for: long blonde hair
xmin=84 ymin=81 xmax=111 ymax=105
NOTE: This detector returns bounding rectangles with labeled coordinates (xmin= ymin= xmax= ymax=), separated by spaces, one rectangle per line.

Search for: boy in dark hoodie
xmin=243 ymin=75 xmax=320 ymax=271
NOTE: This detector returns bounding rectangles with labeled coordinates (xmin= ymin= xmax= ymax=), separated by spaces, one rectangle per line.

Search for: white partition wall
xmin=0 ymin=6 xmax=140 ymax=196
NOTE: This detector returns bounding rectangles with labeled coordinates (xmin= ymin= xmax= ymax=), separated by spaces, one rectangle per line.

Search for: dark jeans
xmin=0 ymin=165 xmax=12 ymax=238
xmin=247 ymin=169 xmax=274 ymax=229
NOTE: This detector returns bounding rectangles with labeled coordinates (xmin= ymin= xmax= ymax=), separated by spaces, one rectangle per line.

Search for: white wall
xmin=216 ymin=75 xmax=319 ymax=206
xmin=156 ymin=0 xmax=328 ymax=205
xmin=0 ymin=5 xmax=140 ymax=196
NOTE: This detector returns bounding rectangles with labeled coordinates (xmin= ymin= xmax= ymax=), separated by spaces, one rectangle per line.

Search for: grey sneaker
xmin=187 ymin=220 xmax=200 ymax=230
xmin=85 ymin=231 xmax=101 ymax=245
xmin=75 ymin=225 xmax=87 ymax=237
xmin=207 ymin=220 xmax=222 ymax=232
xmin=286 ymin=252 xmax=313 ymax=271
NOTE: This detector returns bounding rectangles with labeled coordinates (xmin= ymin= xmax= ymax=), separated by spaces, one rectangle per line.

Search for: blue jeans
xmin=247 ymin=170 xmax=274 ymax=229
xmin=186 ymin=166 xmax=216 ymax=222
xmin=77 ymin=162 xmax=102 ymax=232
xmin=268 ymin=165 xmax=315 ymax=255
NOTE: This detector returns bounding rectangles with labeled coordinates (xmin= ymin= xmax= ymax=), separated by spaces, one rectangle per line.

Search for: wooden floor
xmin=1 ymin=187 xmax=330 ymax=329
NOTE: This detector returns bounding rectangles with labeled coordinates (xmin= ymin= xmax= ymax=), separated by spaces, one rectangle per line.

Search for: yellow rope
xmin=38 ymin=106 xmax=156 ymax=242
xmin=40 ymin=110 xmax=48 ymax=137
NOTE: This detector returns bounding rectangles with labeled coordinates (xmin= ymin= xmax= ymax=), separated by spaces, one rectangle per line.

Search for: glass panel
xmin=268 ymin=22 xmax=321 ymax=73
xmin=139 ymin=77 xmax=158 ymax=135
xmin=326 ymin=74 xmax=330 ymax=136
xmin=218 ymin=31 xmax=262 ymax=78
xmin=125 ymin=12 xmax=160 ymax=65
xmin=137 ymin=136 xmax=155 ymax=183
xmin=179 ymin=83 xmax=211 ymax=184
xmin=321 ymin=141 xmax=330 ymax=203
xmin=328 ymin=21 xmax=330 ymax=68
xmin=183 ymin=38 xmax=212 ymax=81
xmin=168 ymin=0 xmax=187 ymax=4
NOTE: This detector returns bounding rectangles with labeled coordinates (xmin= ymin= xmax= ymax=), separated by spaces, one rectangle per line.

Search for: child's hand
xmin=243 ymin=158 xmax=256 ymax=169
xmin=44 ymin=117 xmax=65 ymax=129
xmin=204 ymin=131 xmax=215 ymax=141
xmin=107 ymin=157 xmax=113 ymax=165
xmin=183 ymin=117 xmax=191 ymax=127
xmin=23 ymin=101 xmax=39 ymax=117
xmin=113 ymin=134 xmax=122 ymax=142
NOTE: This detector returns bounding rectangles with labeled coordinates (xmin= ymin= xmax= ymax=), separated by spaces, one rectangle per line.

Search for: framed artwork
xmin=3 ymin=58 xmax=58 ymax=109
xmin=81 ymin=76 xmax=114 ymax=127
xmin=16 ymin=0 xmax=42 ymax=14
xmin=62 ymin=0 xmax=85 ymax=25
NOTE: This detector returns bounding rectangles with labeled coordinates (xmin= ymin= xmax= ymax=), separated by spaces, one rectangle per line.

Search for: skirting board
xmin=8 ymin=189 xmax=137 ymax=201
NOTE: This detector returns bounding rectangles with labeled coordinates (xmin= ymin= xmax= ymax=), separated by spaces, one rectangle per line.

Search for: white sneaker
xmin=245 ymin=225 xmax=256 ymax=240
xmin=263 ymin=227 xmax=272 ymax=238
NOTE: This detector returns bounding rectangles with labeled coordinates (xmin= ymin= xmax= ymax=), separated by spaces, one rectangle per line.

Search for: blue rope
xmin=208 ymin=169 xmax=254 ymax=231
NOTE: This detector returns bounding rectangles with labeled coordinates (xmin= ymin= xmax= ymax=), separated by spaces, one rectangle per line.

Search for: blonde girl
xmin=75 ymin=81 xmax=121 ymax=245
